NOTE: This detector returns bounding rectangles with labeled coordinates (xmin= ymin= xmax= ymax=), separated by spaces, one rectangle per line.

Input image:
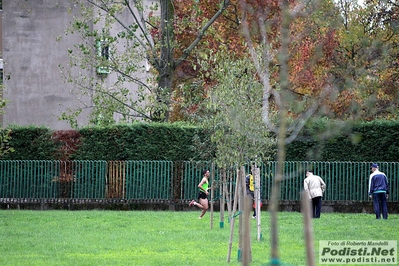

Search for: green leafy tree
xmin=199 ymin=50 xmax=276 ymax=168
xmin=0 ymin=79 xmax=13 ymax=157
xmin=60 ymin=0 xmax=231 ymax=127
xmin=0 ymin=129 xmax=14 ymax=158
xmin=198 ymin=50 xmax=276 ymax=264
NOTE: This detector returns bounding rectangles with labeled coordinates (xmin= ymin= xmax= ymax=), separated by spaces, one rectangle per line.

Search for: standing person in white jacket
xmin=304 ymin=170 xmax=326 ymax=218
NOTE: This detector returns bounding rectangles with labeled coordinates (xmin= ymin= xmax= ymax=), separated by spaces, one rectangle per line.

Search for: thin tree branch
xmin=175 ymin=0 xmax=231 ymax=67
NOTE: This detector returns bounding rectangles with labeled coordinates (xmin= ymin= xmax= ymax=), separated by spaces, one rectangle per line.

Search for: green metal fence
xmin=274 ymin=161 xmax=399 ymax=201
xmin=0 ymin=160 xmax=397 ymax=202
xmin=125 ymin=160 xmax=173 ymax=200
xmin=72 ymin=161 xmax=107 ymax=199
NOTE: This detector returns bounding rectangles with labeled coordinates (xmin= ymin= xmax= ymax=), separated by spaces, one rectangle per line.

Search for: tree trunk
xmin=154 ymin=0 xmax=175 ymax=122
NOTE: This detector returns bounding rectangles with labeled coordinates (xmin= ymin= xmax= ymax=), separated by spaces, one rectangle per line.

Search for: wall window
xmin=96 ymin=39 xmax=110 ymax=74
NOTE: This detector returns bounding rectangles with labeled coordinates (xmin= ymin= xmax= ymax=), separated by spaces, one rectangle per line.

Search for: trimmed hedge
xmin=1 ymin=123 xmax=212 ymax=161
xmin=1 ymin=120 xmax=398 ymax=161
xmin=1 ymin=126 xmax=59 ymax=160
xmin=286 ymin=120 xmax=399 ymax=161
xmin=71 ymin=123 xmax=210 ymax=161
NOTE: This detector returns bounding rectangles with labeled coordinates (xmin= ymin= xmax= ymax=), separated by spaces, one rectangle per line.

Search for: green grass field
xmin=0 ymin=210 xmax=397 ymax=265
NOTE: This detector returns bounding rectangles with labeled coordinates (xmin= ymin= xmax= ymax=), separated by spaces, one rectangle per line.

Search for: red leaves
xmin=51 ymin=130 xmax=82 ymax=160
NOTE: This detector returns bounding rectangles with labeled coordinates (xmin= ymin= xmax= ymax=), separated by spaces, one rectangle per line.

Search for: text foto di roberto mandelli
xmin=327 ymin=240 xmax=392 ymax=246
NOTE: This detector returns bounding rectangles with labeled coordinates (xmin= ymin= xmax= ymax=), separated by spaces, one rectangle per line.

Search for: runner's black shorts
xmin=198 ymin=191 xmax=207 ymax=200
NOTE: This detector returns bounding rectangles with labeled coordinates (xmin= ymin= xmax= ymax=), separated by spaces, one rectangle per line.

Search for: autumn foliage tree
xmin=173 ymin=0 xmax=399 ymax=124
xmin=61 ymin=0 xmax=399 ymax=127
xmin=331 ymin=0 xmax=399 ymax=120
xmin=224 ymin=0 xmax=398 ymax=264
xmin=61 ymin=0 xmax=232 ymax=126
xmin=171 ymin=0 xmax=342 ymax=122
xmin=169 ymin=0 xmax=248 ymax=121
xmin=239 ymin=0 xmax=340 ymax=264
xmin=191 ymin=0 xmax=342 ymax=264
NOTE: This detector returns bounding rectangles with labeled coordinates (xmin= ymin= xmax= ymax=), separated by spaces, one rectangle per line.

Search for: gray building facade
xmin=2 ymin=1 xmax=149 ymax=129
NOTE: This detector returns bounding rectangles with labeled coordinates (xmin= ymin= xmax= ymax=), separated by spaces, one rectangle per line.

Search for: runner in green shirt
xmin=189 ymin=169 xmax=210 ymax=219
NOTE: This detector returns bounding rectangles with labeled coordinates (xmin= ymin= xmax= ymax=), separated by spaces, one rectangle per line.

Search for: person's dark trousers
xmin=372 ymin=193 xmax=388 ymax=219
xmin=311 ymin=196 xmax=322 ymax=218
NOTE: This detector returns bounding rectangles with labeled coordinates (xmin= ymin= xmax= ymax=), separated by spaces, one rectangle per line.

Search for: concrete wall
xmin=2 ymin=1 xmax=154 ymax=129
xmin=2 ymin=1 xmax=90 ymax=129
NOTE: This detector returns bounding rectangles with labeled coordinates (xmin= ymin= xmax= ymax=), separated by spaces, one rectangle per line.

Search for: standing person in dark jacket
xmin=368 ymin=163 xmax=389 ymax=219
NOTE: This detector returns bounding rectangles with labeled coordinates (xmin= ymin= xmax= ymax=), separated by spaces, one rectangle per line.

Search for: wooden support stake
xmin=301 ymin=190 xmax=315 ymax=266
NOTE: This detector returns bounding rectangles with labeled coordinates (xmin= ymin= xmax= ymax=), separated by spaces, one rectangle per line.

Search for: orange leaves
xmin=289 ymin=29 xmax=338 ymax=97
xmin=170 ymin=0 xmax=247 ymax=121
xmin=322 ymin=30 xmax=338 ymax=61
xmin=329 ymin=90 xmax=359 ymax=117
